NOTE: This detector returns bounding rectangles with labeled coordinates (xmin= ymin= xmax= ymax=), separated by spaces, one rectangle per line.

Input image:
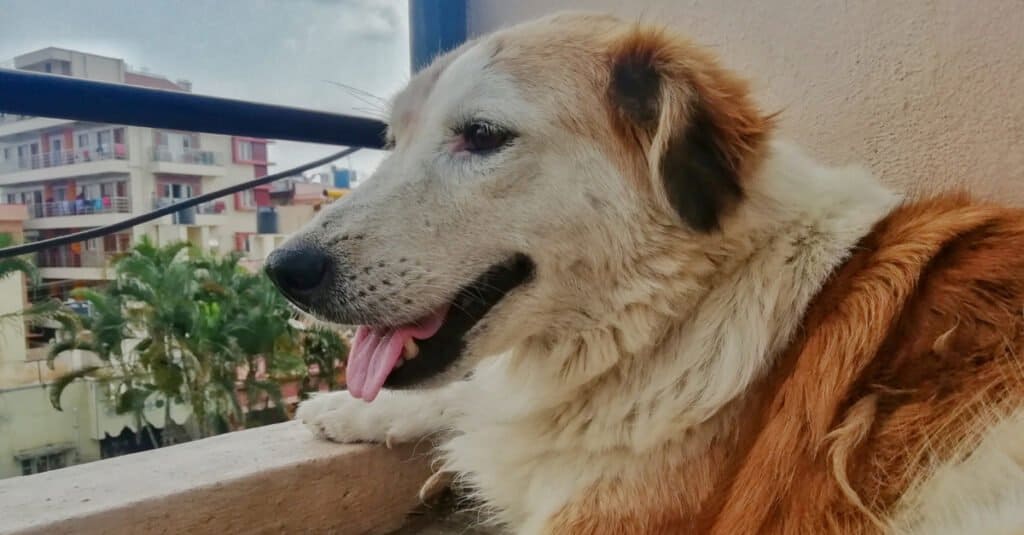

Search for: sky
xmin=0 ymin=0 xmax=410 ymax=181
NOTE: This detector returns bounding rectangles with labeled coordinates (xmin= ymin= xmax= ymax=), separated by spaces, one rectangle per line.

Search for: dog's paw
xmin=294 ymin=391 xmax=348 ymax=426
xmin=296 ymin=390 xmax=442 ymax=446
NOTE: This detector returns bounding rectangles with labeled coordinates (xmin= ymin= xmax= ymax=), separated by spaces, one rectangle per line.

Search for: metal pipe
xmin=0 ymin=68 xmax=388 ymax=149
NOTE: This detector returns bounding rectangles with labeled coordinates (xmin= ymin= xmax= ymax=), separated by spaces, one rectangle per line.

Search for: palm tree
xmin=186 ymin=249 xmax=303 ymax=430
xmin=300 ymin=325 xmax=348 ymax=394
xmin=0 ymin=233 xmax=36 ymax=284
xmin=48 ymin=238 xmax=198 ymax=443
xmin=48 ymin=238 xmax=329 ymax=440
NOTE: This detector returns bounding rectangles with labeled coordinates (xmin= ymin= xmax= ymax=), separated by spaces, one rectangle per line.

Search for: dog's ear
xmin=608 ymin=29 xmax=772 ymax=232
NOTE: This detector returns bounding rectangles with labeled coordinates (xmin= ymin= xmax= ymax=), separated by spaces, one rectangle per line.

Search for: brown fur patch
xmin=606 ymin=27 xmax=774 ymax=231
xmin=548 ymin=194 xmax=1024 ymax=533
xmin=487 ymin=17 xmax=774 ymax=231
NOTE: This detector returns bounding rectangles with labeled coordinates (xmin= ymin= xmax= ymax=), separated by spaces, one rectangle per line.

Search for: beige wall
xmin=468 ymin=0 xmax=1024 ymax=204
xmin=276 ymin=204 xmax=316 ymax=236
xmin=0 ymin=381 xmax=102 ymax=479
xmin=0 ymin=274 xmax=28 ymax=365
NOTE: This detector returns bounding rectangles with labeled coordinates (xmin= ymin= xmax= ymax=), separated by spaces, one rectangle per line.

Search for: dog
xmin=265 ymin=12 xmax=1024 ymax=534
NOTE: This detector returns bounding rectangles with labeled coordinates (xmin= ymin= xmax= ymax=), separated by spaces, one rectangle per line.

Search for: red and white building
xmin=0 ymin=47 xmax=279 ymax=296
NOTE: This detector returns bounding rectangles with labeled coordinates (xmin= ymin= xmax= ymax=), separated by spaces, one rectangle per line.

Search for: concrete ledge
xmin=0 ymin=421 xmax=434 ymax=535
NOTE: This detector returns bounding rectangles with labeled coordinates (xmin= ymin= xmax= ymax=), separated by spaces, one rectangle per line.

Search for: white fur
xmin=290 ymin=12 xmax=1023 ymax=534
xmin=889 ymin=412 xmax=1024 ymax=535
xmin=297 ymin=139 xmax=900 ymax=532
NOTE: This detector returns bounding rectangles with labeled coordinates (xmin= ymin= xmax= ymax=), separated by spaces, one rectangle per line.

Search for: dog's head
xmin=266 ymin=12 xmax=772 ymax=400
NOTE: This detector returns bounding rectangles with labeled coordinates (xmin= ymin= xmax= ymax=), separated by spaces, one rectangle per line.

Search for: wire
xmin=0 ymin=147 xmax=362 ymax=259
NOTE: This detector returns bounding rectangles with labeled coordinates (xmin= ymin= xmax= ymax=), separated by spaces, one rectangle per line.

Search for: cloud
xmin=302 ymin=0 xmax=404 ymax=39
xmin=0 ymin=0 xmax=409 ymax=174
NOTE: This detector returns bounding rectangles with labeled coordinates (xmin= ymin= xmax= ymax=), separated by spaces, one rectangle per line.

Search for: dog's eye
xmin=460 ymin=121 xmax=511 ymax=154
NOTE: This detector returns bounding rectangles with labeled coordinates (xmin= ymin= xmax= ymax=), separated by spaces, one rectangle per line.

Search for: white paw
xmin=295 ymin=390 xmax=446 ymax=447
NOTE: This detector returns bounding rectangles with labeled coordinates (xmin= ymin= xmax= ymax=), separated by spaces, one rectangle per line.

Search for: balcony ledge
xmin=0 ymin=421 xmax=438 ymax=535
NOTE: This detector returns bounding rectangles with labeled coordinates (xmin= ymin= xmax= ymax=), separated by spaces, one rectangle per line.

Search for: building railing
xmin=151 ymin=147 xmax=223 ymax=166
xmin=152 ymin=197 xmax=226 ymax=215
xmin=0 ymin=145 xmax=129 ymax=175
xmin=22 ymin=196 xmax=131 ymax=218
xmin=36 ymin=248 xmax=116 ymax=269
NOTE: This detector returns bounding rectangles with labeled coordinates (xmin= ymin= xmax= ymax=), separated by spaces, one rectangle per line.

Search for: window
xmin=78 ymin=134 xmax=90 ymax=148
xmin=97 ymin=130 xmax=112 ymax=151
xmin=162 ymin=183 xmax=193 ymax=199
xmin=235 ymin=232 xmax=254 ymax=253
xmin=84 ymin=183 xmax=102 ymax=199
xmin=2 ymin=147 xmax=9 ymax=161
xmin=6 ymin=194 xmax=15 ymax=204
xmin=237 ymin=140 xmax=253 ymax=161
xmin=241 ymin=189 xmax=256 ymax=208
xmin=19 ymin=452 xmax=69 ymax=476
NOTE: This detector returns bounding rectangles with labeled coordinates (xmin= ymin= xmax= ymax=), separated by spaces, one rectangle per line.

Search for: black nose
xmin=264 ymin=242 xmax=330 ymax=304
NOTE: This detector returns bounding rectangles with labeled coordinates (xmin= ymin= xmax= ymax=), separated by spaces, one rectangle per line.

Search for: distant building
xmin=0 ymin=47 xmax=294 ymax=479
xmin=0 ymin=47 xmax=280 ymax=299
xmin=0 ymin=203 xmax=181 ymax=480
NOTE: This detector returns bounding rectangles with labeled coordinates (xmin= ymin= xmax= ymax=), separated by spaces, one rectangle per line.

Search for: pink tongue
xmin=346 ymin=307 xmax=448 ymax=402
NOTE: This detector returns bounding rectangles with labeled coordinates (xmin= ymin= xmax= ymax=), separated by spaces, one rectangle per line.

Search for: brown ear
xmin=608 ymin=29 xmax=772 ymax=232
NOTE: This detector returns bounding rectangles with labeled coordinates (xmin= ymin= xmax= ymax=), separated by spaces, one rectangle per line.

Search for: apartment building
xmin=0 ymin=47 xmax=275 ymax=297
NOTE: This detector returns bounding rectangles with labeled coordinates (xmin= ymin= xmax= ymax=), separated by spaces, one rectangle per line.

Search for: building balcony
xmin=18 ymin=196 xmax=132 ymax=230
xmin=36 ymin=249 xmax=119 ymax=280
xmin=0 ymin=147 xmax=130 ymax=186
xmin=150 ymin=147 xmax=225 ymax=176
xmin=0 ymin=422 xmax=460 ymax=535
xmin=152 ymin=197 xmax=229 ymax=226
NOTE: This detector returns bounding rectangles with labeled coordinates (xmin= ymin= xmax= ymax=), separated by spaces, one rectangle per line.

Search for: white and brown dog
xmin=265 ymin=12 xmax=1024 ymax=534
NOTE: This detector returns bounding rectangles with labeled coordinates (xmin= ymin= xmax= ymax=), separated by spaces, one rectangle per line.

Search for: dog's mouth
xmin=345 ymin=254 xmax=535 ymax=402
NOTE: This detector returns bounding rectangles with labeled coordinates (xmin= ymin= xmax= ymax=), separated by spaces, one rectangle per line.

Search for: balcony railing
xmin=22 ymin=196 xmax=131 ymax=218
xmin=0 ymin=145 xmax=129 ymax=175
xmin=151 ymin=147 xmax=222 ymax=166
xmin=36 ymin=248 xmax=116 ymax=269
xmin=153 ymin=197 xmax=226 ymax=214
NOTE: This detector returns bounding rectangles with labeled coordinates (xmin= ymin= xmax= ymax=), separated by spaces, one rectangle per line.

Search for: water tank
xmin=332 ymin=168 xmax=356 ymax=189
xmin=257 ymin=206 xmax=279 ymax=234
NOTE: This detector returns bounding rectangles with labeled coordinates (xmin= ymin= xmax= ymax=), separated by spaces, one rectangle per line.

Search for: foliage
xmin=301 ymin=325 xmax=348 ymax=393
xmin=0 ymin=233 xmax=64 ymax=339
xmin=48 ymin=238 xmax=349 ymax=442
xmin=0 ymin=232 xmax=37 ymax=284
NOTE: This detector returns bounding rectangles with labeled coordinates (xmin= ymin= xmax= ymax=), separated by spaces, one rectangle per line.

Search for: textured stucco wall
xmin=468 ymin=0 xmax=1024 ymax=204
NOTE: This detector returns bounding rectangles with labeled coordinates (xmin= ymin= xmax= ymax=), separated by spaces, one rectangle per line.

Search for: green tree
xmin=48 ymin=238 xmax=195 ymax=445
xmin=0 ymin=233 xmax=35 ymax=283
xmin=187 ymin=249 xmax=303 ymax=430
xmin=300 ymin=325 xmax=348 ymax=395
xmin=47 ymin=238 xmax=344 ymax=442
